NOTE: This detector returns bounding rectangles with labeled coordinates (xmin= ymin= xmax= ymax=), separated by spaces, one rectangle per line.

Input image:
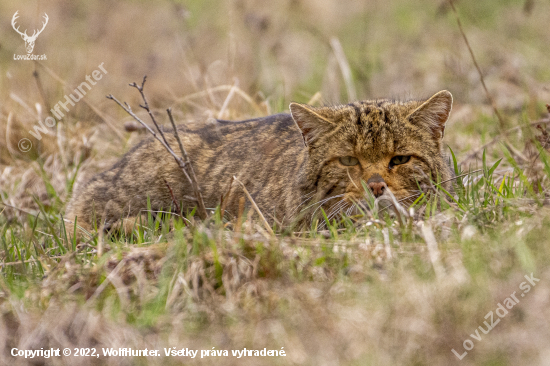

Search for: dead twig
xmin=163 ymin=179 xmax=181 ymax=214
xmin=166 ymin=107 xmax=207 ymax=218
xmin=448 ymin=0 xmax=505 ymax=131
xmin=106 ymin=76 xmax=207 ymax=220
xmin=130 ymin=78 xmax=171 ymax=148
xmin=446 ymin=2 xmax=535 ymax=167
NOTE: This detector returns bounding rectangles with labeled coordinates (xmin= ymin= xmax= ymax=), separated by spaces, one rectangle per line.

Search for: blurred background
xmin=2 ymin=0 xmax=549 ymax=140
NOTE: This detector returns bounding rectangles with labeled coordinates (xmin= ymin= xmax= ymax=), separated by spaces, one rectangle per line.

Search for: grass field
xmin=1 ymin=0 xmax=550 ymax=365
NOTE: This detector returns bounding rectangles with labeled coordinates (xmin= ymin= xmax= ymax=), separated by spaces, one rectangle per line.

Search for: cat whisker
xmin=306 ymin=194 xmax=343 ymax=210
xmin=327 ymin=200 xmax=348 ymax=221
xmin=340 ymin=202 xmax=353 ymax=219
xmin=347 ymin=202 xmax=359 ymax=216
xmin=290 ymin=190 xmax=316 ymax=216
xmin=311 ymin=195 xmax=348 ymax=229
xmin=327 ymin=198 xmax=346 ymax=212
xmin=298 ymin=190 xmax=316 ymax=200
xmin=309 ymin=194 xmax=346 ymax=216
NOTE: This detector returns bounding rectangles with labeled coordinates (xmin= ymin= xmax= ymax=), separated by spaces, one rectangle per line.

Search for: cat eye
xmin=339 ymin=156 xmax=359 ymax=166
xmin=389 ymin=155 xmax=411 ymax=168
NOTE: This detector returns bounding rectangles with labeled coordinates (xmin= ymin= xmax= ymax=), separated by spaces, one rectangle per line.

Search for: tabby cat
xmin=66 ymin=90 xmax=453 ymax=235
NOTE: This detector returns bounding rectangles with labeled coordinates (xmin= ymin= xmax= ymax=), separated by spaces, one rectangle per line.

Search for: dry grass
xmin=1 ymin=0 xmax=550 ymax=365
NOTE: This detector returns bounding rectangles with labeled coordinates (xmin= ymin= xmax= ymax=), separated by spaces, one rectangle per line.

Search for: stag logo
xmin=12 ymin=11 xmax=49 ymax=54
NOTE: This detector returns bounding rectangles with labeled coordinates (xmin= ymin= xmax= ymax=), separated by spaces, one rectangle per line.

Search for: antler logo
xmin=11 ymin=11 xmax=49 ymax=54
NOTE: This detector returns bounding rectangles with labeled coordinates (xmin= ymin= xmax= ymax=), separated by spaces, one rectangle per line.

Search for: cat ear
xmin=289 ymin=103 xmax=334 ymax=147
xmin=407 ymin=90 xmax=453 ymax=140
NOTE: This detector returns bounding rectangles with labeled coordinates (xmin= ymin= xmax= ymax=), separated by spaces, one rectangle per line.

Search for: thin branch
xmin=448 ymin=0 xmax=505 ymax=130
xmin=167 ymin=107 xmax=208 ymax=219
xmin=130 ymin=76 xmax=171 ymax=149
xmin=106 ymin=77 xmax=207 ymax=219
xmin=109 ymin=99 xmax=167 ymax=156
xmin=163 ymin=179 xmax=181 ymax=214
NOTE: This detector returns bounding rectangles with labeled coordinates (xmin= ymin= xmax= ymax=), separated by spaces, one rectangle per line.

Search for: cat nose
xmin=368 ymin=182 xmax=387 ymax=197
xmin=367 ymin=173 xmax=387 ymax=198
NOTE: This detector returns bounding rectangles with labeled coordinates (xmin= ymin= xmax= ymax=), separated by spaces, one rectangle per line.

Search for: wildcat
xmin=65 ymin=90 xmax=453 ymax=236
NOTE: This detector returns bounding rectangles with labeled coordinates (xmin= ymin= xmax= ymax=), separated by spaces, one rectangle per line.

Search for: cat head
xmin=289 ymin=90 xmax=453 ymax=216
